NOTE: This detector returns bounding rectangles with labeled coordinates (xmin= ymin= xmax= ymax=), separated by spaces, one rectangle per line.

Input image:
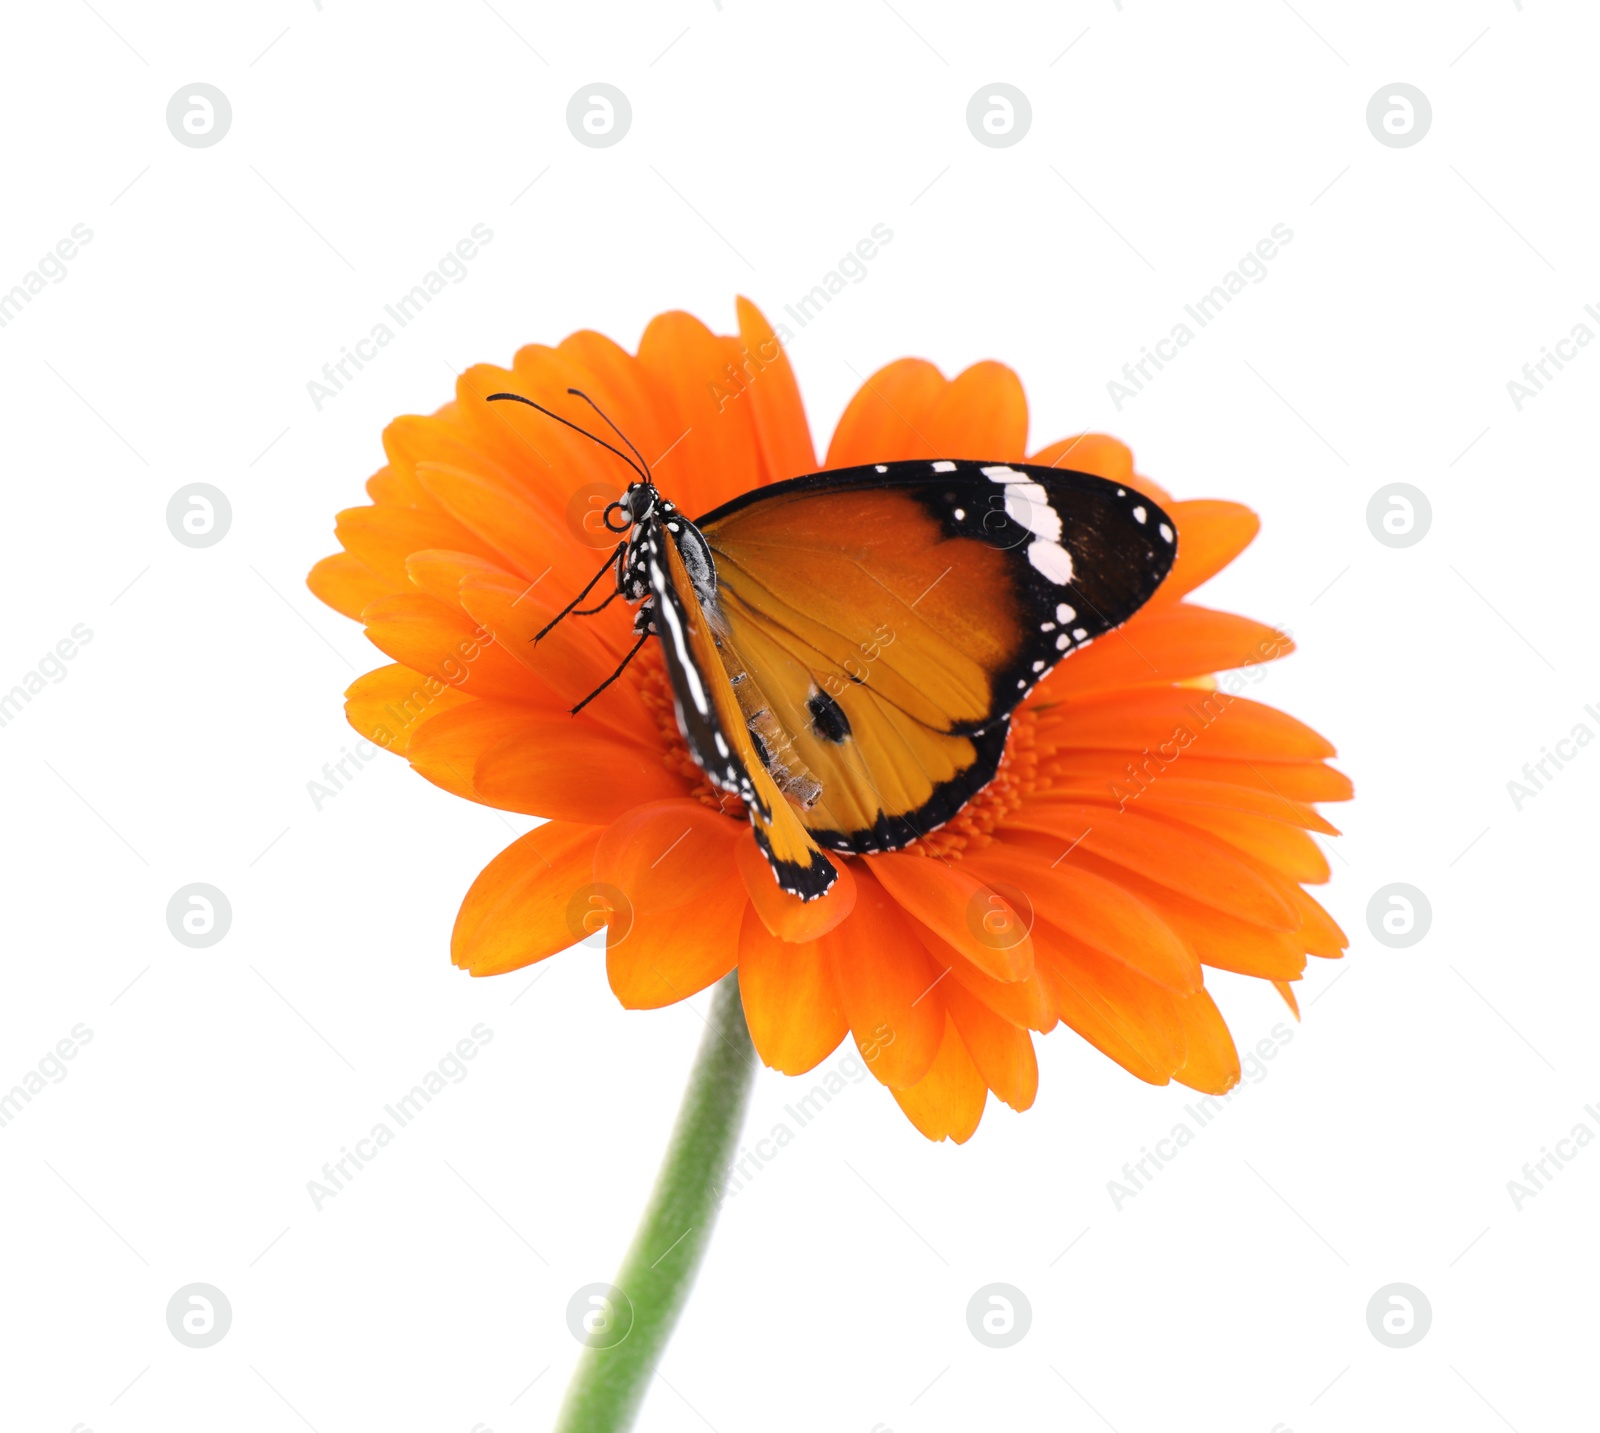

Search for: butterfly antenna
xmin=486 ymin=392 xmax=650 ymax=484
xmin=566 ymin=388 xmax=652 ymax=482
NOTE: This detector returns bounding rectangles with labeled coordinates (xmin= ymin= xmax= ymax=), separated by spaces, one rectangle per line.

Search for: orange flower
xmin=308 ymin=299 xmax=1349 ymax=1143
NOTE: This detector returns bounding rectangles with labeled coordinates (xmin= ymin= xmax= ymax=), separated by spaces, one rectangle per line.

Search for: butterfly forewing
xmin=691 ymin=459 xmax=1176 ymax=858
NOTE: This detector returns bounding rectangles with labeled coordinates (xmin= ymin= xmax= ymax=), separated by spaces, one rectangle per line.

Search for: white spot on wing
xmin=984 ymin=466 xmax=1074 ymax=585
xmin=1056 ymin=603 xmax=1076 ymax=623
xmin=875 ymin=464 xmax=888 ymax=473
xmin=932 ymin=460 xmax=956 ymax=473
xmin=1159 ymin=522 xmax=1174 ymax=543
xmin=1133 ymin=505 xmax=1147 ymax=523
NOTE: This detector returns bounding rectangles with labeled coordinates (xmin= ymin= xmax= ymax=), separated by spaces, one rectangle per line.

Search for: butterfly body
xmin=591 ymin=459 xmax=1178 ymax=903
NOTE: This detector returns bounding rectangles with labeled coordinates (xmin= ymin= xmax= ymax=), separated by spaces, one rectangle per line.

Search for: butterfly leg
xmin=569 ymin=609 xmax=654 ymax=716
xmin=534 ymin=541 xmax=627 ymax=642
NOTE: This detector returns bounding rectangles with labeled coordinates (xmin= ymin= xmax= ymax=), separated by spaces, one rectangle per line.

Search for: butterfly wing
xmin=694 ymin=459 xmax=1177 ymax=854
xmin=645 ymin=519 xmax=839 ymax=899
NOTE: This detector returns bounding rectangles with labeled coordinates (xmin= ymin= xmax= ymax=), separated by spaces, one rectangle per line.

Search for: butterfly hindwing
xmin=691 ymin=459 xmax=1176 ymax=856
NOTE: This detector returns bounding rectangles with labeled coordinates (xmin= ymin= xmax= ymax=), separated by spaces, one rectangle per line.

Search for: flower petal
xmin=825 ymin=358 xmax=947 ymax=466
xmin=1155 ymin=500 xmax=1260 ymax=605
xmin=638 ymin=311 xmax=763 ymax=518
xmin=942 ymin=979 xmax=1038 ymax=1112
xmin=1034 ymin=687 xmax=1336 ymax=762
xmin=736 ymin=296 xmax=817 ymax=483
xmin=451 ymin=822 xmax=604 ymax=976
xmin=1042 ymin=605 xmax=1293 ymax=693
xmin=737 ymin=907 xmax=849 ymax=1075
xmin=593 ymin=798 xmax=745 ymax=916
xmin=407 ymin=699 xmax=562 ymax=808
xmin=1032 ymin=921 xmax=1186 ymax=1082
xmin=998 ymin=807 xmax=1299 ymax=931
xmin=474 ymin=717 xmax=688 ymax=822
xmin=924 ymin=361 xmax=1028 ymax=460
xmin=734 ymin=831 xmax=857 ymax=942
xmin=605 ymin=874 xmax=746 ymax=1010
xmin=595 ymin=801 xmax=749 ymax=1008
xmin=308 ymin=552 xmax=392 ymax=619
xmin=1173 ymin=989 xmax=1241 ymax=1095
xmin=966 ymin=841 xmax=1202 ymax=991
xmin=361 ymin=593 xmax=544 ymax=705
xmin=821 ymin=867 xmax=945 ymax=1089
xmin=914 ymin=924 xmax=1060 ymax=1032
xmin=889 ymin=1014 xmax=988 ymax=1143
xmin=867 ymin=853 xmax=1033 ymax=982
xmin=344 ymin=664 xmax=471 ymax=756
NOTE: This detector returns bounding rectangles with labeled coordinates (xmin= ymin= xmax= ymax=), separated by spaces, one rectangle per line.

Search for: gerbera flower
xmin=308 ymin=298 xmax=1349 ymax=1144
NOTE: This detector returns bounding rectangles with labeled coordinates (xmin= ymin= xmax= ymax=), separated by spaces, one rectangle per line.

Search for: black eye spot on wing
xmin=807 ymin=689 xmax=852 ymax=744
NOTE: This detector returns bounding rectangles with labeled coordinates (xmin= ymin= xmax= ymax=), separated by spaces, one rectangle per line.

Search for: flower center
xmin=637 ymin=643 xmax=1045 ymax=859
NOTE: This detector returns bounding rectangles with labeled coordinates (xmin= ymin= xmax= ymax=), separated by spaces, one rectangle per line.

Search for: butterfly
xmin=490 ymin=390 xmax=1177 ymax=902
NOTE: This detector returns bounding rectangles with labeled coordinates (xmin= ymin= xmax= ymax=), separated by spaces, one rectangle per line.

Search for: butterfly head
xmin=604 ymin=481 xmax=663 ymax=534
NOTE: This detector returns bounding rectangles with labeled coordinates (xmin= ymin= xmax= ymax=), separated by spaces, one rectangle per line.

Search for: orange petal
xmin=308 ymin=551 xmax=393 ymax=620
xmin=334 ymin=501 xmax=501 ymax=591
xmin=1156 ymin=806 xmax=1331 ymax=884
xmin=924 ymin=361 xmax=1028 ymax=460
xmin=1046 ymin=749 xmax=1353 ymax=805
xmin=1154 ymin=500 xmax=1260 ymax=605
xmin=638 ymin=310 xmax=763 ymax=519
xmin=592 ymin=798 xmax=745 ymax=916
xmin=734 ymin=831 xmax=857 ymax=942
xmin=1287 ymin=884 xmax=1348 ymax=957
xmin=914 ymin=924 xmax=1060 ymax=1033
xmin=867 ymin=853 xmax=1033 ymax=982
xmin=451 ymin=822 xmax=605 ymax=976
xmin=1032 ymin=922 xmax=1186 ymax=1082
xmin=1030 ymin=848 xmax=1307 ymax=981
xmin=406 ymin=698 xmax=561 ymax=808
xmin=736 ymin=296 xmax=817 ymax=483
xmin=821 ymin=868 xmax=945 ymax=1089
xmin=344 ymin=664 xmax=471 ymax=756
xmin=825 ymin=358 xmax=947 ymax=466
xmin=605 ymin=872 xmax=746 ymax=1009
xmin=1031 ymin=432 xmax=1134 ymax=483
xmin=1034 ymin=687 xmax=1336 ymax=762
xmin=966 ymin=841 xmax=1201 ymax=991
xmin=1173 ymin=989 xmax=1241 ymax=1094
xmin=889 ymin=1014 xmax=988 ymax=1143
xmin=1042 ymin=605 xmax=1293 ymax=694
xmin=737 ymin=907 xmax=848 ymax=1075
xmin=455 ymin=569 xmax=655 ymax=743
xmin=1273 ymin=980 xmax=1302 ymax=1019
xmin=361 ymin=593 xmax=543 ymax=705
xmin=997 ymin=808 xmax=1298 ymax=931
xmin=415 ymin=462 xmax=592 ymax=593
xmin=473 ymin=717 xmax=688 ymax=822
xmin=942 ymin=979 xmax=1038 ymax=1112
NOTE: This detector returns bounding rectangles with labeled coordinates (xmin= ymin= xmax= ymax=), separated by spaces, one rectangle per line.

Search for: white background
xmin=2 ymin=2 xmax=1596 ymax=1430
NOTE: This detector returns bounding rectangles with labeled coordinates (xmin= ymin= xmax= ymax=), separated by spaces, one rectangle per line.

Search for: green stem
xmin=553 ymin=971 xmax=758 ymax=1433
